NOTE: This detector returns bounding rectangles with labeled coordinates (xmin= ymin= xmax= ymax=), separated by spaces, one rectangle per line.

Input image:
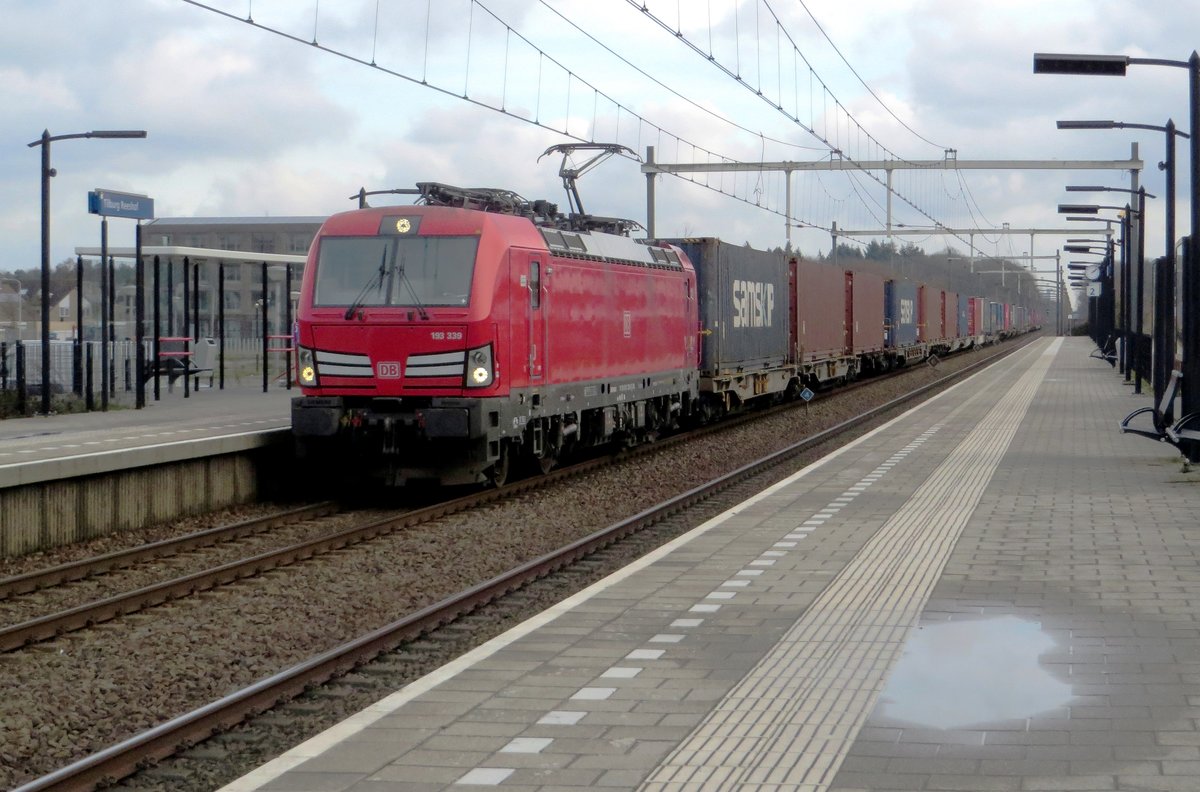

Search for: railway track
xmin=0 ymin=504 xmax=339 ymax=600
xmin=0 ymin=344 xmax=958 ymax=653
xmin=0 ymin=446 xmax=665 ymax=652
xmin=7 ymin=336 xmax=1036 ymax=792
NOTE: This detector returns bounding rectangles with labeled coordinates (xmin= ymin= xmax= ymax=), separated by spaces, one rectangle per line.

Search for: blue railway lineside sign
xmin=88 ymin=188 xmax=154 ymax=220
xmin=800 ymin=386 xmax=814 ymax=415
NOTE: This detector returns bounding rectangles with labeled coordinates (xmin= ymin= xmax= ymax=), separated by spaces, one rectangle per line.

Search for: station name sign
xmin=88 ymin=188 xmax=154 ymax=220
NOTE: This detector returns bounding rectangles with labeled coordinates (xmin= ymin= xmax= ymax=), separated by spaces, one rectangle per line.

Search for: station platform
xmin=0 ymin=382 xmax=292 ymax=488
xmin=221 ymin=335 xmax=1199 ymax=792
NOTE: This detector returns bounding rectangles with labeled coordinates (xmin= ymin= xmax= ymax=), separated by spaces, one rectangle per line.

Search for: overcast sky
xmin=2 ymin=0 xmax=1196 ymax=284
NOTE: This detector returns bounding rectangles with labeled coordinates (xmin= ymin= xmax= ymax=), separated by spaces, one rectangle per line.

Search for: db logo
xmin=376 ymin=361 xmax=402 ymax=379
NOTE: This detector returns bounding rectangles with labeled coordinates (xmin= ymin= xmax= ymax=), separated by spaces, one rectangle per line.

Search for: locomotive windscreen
xmin=313 ymin=235 xmax=478 ymax=308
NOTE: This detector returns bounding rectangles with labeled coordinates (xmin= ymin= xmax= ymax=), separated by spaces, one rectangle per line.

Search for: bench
xmin=142 ymin=357 xmax=213 ymax=386
xmin=1089 ymin=334 xmax=1118 ymax=368
xmin=143 ymin=337 xmax=216 ymax=388
xmin=1121 ymin=368 xmax=1200 ymax=461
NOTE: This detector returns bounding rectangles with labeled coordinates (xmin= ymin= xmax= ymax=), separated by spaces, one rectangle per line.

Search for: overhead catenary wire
xmin=627 ymin=0 xmax=995 ymax=251
xmin=178 ymin=0 xmax=831 ymax=232
xmin=180 ymin=0 xmax=1010 ymax=249
xmin=537 ymin=0 xmax=824 ymax=153
xmin=627 ymin=2 xmax=952 ymax=234
xmin=795 ymin=0 xmax=946 ymax=150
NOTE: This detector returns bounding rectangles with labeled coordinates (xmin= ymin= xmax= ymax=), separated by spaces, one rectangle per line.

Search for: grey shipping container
xmin=885 ymin=280 xmax=919 ymax=348
xmin=661 ymin=239 xmax=790 ymax=374
xmin=957 ymin=293 xmax=971 ymax=338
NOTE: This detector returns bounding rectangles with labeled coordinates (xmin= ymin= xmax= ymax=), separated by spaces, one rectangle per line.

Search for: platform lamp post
xmin=1058 ymin=121 xmax=1188 ymax=271
xmin=1064 ymin=187 xmax=1156 ymax=393
xmin=1035 ymin=50 xmax=1199 ymax=458
xmin=1062 ymin=203 xmax=1148 ymax=381
xmin=1067 ymin=200 xmax=1151 ymax=387
xmin=1059 ymin=123 xmax=1190 ymax=415
xmin=27 ymin=129 xmax=147 ymax=415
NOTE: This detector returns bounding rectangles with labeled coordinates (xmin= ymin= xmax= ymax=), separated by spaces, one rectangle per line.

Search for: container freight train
xmin=291 ymin=182 xmax=1033 ymax=487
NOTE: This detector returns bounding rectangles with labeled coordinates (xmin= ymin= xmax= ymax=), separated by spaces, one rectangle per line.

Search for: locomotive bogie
xmin=294 ymin=368 xmax=698 ymax=486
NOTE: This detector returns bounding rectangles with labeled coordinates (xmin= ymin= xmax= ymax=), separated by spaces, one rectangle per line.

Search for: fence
xmin=1 ymin=336 xmax=293 ymax=416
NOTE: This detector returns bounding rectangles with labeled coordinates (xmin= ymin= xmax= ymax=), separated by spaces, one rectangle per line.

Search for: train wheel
xmin=531 ymin=419 xmax=563 ymax=475
xmin=488 ymin=442 xmax=511 ymax=487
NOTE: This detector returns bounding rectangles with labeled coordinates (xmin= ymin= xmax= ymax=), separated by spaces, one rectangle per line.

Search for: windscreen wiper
xmin=344 ymin=248 xmax=389 ymax=320
xmin=395 ymin=255 xmax=429 ymax=320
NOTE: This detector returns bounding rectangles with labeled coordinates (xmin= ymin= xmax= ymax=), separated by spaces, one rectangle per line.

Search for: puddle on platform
xmin=878 ymin=615 xmax=1071 ymax=729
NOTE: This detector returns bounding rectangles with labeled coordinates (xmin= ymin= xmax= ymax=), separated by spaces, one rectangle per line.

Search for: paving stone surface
xmin=223 ymin=338 xmax=1200 ymax=792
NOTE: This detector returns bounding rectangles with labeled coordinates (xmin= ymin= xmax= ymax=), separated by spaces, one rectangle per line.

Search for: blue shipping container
xmin=957 ymin=293 xmax=970 ymax=338
xmin=988 ymin=302 xmax=1004 ymax=333
xmin=885 ymin=280 xmax=919 ymax=348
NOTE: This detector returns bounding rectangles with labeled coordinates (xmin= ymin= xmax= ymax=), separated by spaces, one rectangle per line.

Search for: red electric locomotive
xmin=291 ymin=182 xmax=699 ymax=487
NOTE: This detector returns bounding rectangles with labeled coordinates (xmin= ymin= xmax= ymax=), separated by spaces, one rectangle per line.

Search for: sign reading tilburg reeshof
xmin=87 ymin=188 xmax=154 ymax=220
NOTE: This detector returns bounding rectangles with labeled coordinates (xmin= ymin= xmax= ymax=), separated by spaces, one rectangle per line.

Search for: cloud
xmin=0 ymin=0 xmax=1194 ymax=272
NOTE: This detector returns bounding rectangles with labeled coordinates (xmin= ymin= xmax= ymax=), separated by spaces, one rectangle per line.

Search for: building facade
xmin=132 ymin=216 xmax=324 ymax=338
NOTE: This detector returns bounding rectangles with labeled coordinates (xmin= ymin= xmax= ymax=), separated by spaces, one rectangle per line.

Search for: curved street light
xmin=1060 ymin=196 xmax=1148 ymax=387
xmin=1060 ymin=128 xmax=1191 ymax=411
xmin=1035 ymin=50 xmax=1200 ymax=456
xmin=27 ymin=129 xmax=146 ymax=414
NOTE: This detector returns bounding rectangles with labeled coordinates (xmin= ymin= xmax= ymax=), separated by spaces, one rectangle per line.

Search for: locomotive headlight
xmin=465 ymin=344 xmax=494 ymax=388
xmin=298 ymin=347 xmax=318 ymax=387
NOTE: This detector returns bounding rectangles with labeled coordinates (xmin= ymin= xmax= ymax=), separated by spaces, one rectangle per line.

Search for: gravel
xmin=0 ymin=340 xmax=1028 ymax=790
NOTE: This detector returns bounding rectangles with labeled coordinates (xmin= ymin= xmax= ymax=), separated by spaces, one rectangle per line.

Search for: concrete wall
xmin=0 ymin=439 xmax=288 ymax=559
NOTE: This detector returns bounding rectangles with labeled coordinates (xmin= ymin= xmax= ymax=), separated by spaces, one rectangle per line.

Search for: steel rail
xmin=10 ymin=335 xmax=1034 ymax=792
xmin=0 ymin=345 xmax=974 ymax=648
xmin=1 ymin=339 xmax=1031 ymax=652
xmin=0 ymin=386 xmax=766 ymax=647
xmin=0 ymin=446 xmax=634 ymax=652
xmin=0 ymin=503 xmax=340 ymax=599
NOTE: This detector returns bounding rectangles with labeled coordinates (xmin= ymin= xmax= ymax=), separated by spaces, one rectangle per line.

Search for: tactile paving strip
xmin=639 ymin=339 xmax=1061 ymax=791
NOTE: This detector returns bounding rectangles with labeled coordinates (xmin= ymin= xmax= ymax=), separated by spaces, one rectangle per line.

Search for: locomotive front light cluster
xmin=298 ymin=347 xmax=319 ymax=387
xmin=466 ymin=344 xmax=494 ymax=387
